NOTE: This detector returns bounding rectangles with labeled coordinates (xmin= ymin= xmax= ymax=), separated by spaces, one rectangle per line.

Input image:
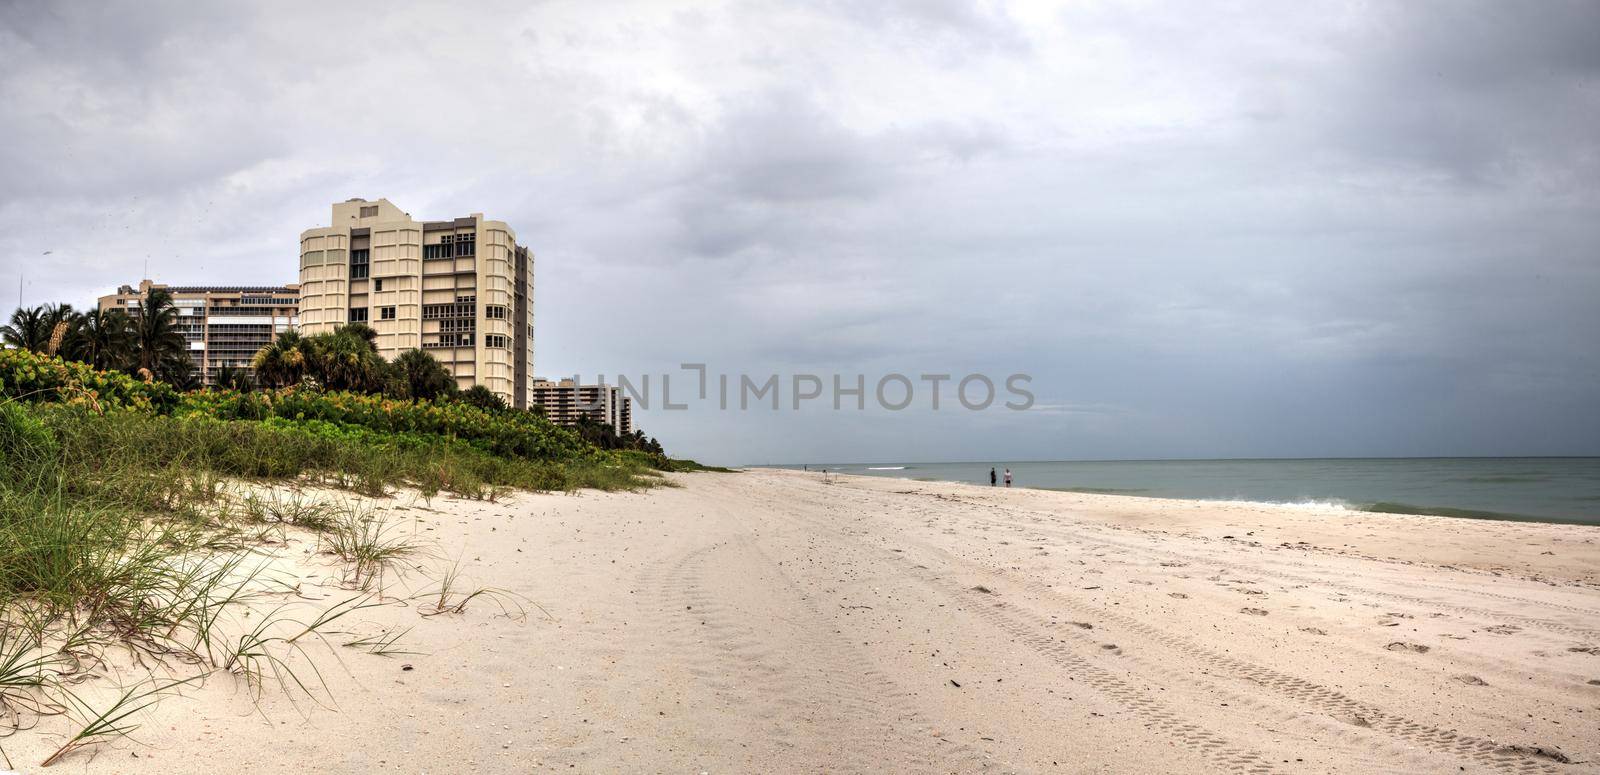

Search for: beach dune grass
xmin=0 ymin=349 xmax=687 ymax=764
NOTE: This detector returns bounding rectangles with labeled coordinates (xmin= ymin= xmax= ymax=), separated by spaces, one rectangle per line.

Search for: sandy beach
xmin=11 ymin=468 xmax=1598 ymax=773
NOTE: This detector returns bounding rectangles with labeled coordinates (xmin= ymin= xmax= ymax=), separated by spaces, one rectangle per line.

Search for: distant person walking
xmin=990 ymin=467 xmax=997 ymax=486
xmin=1004 ymin=468 xmax=1012 ymax=487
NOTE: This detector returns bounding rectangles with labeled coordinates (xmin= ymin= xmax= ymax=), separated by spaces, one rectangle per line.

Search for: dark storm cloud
xmin=1 ymin=1 xmax=1595 ymax=463
xmin=1313 ymin=1 xmax=1600 ymax=183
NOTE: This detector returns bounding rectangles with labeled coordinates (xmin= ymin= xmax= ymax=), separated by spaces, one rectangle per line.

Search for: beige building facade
xmin=298 ymin=198 xmax=535 ymax=408
xmin=98 ymin=280 xmax=299 ymax=385
xmin=531 ymin=379 xmax=634 ymax=434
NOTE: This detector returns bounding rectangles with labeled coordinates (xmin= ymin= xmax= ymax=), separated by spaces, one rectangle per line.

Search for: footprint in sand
xmin=1385 ymin=642 xmax=1431 ymax=653
xmin=1453 ymin=674 xmax=1489 ymax=686
xmin=1568 ymin=646 xmax=1599 ymax=655
xmin=1484 ymin=624 xmax=1520 ymax=635
xmin=1299 ymin=626 xmax=1328 ymax=636
xmin=1068 ymin=621 xmax=1094 ymax=629
xmin=1168 ymin=592 xmax=1188 ymax=599
xmin=1241 ymin=607 xmax=1269 ymax=616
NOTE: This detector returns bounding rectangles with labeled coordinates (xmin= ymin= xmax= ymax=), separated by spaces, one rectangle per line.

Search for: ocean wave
xmin=1211 ymin=498 xmax=1357 ymax=511
xmin=1216 ymin=499 xmax=1570 ymax=524
xmin=1444 ymin=475 xmax=1550 ymax=484
xmin=866 ymin=466 xmax=908 ymax=470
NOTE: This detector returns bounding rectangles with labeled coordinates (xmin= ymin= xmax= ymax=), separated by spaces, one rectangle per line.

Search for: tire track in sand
xmin=765 ymin=484 xmax=1575 ymax=774
xmin=955 ymin=506 xmax=1600 ymax=643
xmin=818 ymin=480 xmax=1598 ymax=636
xmin=637 ymin=534 xmax=1000 ymax=773
xmin=749 ymin=495 xmax=1286 ymax=774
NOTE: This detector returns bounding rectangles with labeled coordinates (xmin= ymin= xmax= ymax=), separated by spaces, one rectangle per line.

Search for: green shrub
xmin=178 ymin=387 xmax=590 ymax=462
xmin=0 ymin=348 xmax=179 ymax=412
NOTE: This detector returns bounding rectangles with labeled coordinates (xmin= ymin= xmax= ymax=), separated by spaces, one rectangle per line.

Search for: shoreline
xmin=804 ymin=468 xmax=1600 ymax=587
xmin=765 ymin=460 xmax=1600 ymax=527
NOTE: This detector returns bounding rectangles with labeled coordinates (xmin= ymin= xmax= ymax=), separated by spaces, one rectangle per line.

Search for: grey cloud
xmin=1316 ymin=1 xmax=1600 ymax=184
xmin=814 ymin=0 xmax=1031 ymax=56
xmin=1 ymin=1 xmax=1595 ymax=464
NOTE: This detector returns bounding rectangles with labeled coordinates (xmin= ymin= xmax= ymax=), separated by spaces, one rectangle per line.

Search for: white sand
xmin=10 ymin=468 xmax=1598 ymax=773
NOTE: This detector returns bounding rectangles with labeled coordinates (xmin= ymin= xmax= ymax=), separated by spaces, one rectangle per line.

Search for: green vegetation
xmin=663 ymin=458 xmax=738 ymax=473
xmin=2 ymin=289 xmax=195 ymax=386
xmin=0 ymin=335 xmax=708 ymax=764
xmin=7 ymin=290 xmax=668 ymax=455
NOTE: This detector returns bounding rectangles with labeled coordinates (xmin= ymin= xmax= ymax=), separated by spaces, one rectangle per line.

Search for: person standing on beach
xmin=990 ymin=467 xmax=997 ymax=486
xmin=1004 ymin=468 xmax=1012 ymax=487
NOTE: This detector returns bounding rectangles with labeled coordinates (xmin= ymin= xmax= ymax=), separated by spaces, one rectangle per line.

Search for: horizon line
xmin=750 ymin=454 xmax=1600 ymax=467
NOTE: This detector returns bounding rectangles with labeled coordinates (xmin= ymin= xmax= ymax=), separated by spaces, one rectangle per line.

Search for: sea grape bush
xmin=0 ymin=348 xmax=180 ymax=412
xmin=1 ymin=347 xmax=657 ymax=469
xmin=179 ymin=386 xmax=590 ymax=462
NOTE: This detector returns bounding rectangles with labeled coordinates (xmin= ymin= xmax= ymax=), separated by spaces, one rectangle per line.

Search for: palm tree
xmin=130 ymin=287 xmax=188 ymax=380
xmin=252 ymin=329 xmax=308 ymax=388
xmin=2 ymin=303 xmax=74 ymax=354
xmin=1 ymin=306 xmax=48 ymax=351
xmin=162 ymin=356 xmax=202 ymax=391
xmin=457 ymin=384 xmax=507 ymax=412
xmin=64 ymin=307 xmax=134 ymax=370
xmin=340 ymin=322 xmax=379 ymax=351
xmin=41 ymin=303 xmax=75 ymax=356
xmin=303 ymin=326 xmax=384 ymax=392
xmin=213 ymin=364 xmax=254 ymax=392
xmin=393 ymin=348 xmax=456 ymax=401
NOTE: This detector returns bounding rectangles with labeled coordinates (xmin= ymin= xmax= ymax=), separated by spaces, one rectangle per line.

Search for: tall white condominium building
xmin=297 ymin=198 xmax=535 ymax=409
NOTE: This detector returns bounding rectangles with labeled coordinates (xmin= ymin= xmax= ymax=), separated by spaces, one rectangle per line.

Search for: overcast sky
xmin=2 ymin=1 xmax=1596 ymax=464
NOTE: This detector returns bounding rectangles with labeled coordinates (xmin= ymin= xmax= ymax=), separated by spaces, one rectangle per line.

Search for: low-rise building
xmin=531 ymin=379 xmax=633 ymax=434
xmin=98 ymin=280 xmax=299 ymax=385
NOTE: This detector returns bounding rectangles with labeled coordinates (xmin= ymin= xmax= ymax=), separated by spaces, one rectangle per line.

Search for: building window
xmin=423 ymin=333 xmax=472 ymax=349
xmin=350 ymin=248 xmax=370 ymax=279
xmin=423 ymin=244 xmax=448 ymax=259
xmin=422 ymin=302 xmax=475 ymax=319
xmin=360 ymin=205 xmax=378 ymax=218
xmin=373 ymin=279 xmax=383 ymax=292
xmin=349 ymin=307 xmax=369 ymax=323
xmin=485 ymin=305 xmax=508 ymax=319
xmin=485 ymin=334 xmax=508 ymax=348
xmin=380 ymin=306 xmax=396 ymax=320
xmin=351 ymin=248 xmax=369 ymax=263
xmin=350 ymin=263 xmax=369 ymax=279
xmin=441 ymin=232 xmax=477 ymax=256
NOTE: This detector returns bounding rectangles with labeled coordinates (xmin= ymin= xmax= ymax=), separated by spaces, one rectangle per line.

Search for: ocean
xmin=781 ymin=458 xmax=1600 ymax=525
